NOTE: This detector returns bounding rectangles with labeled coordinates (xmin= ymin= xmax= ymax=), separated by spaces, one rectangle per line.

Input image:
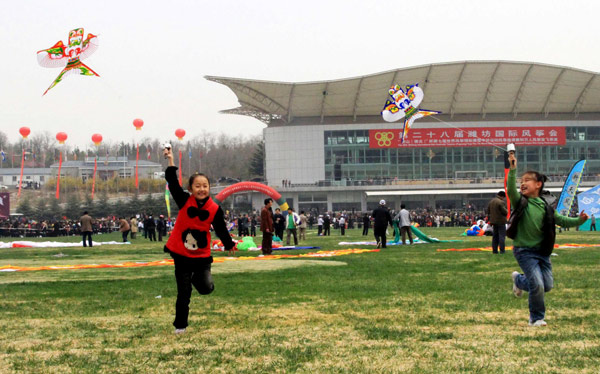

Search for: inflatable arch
xmin=213 ymin=182 xmax=289 ymax=210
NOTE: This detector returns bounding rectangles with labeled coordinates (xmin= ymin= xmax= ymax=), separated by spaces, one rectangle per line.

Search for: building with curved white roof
xmin=207 ymin=61 xmax=600 ymax=212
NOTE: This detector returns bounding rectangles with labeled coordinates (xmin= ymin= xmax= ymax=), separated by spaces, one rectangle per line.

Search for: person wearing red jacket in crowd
xmin=163 ymin=147 xmax=235 ymax=335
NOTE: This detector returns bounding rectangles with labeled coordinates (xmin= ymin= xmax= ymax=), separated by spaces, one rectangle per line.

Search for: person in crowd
xmin=285 ymin=208 xmax=300 ymax=246
xmin=80 ymin=211 xmax=93 ymax=247
xmin=163 ymin=146 xmax=235 ymax=334
xmin=399 ymin=204 xmax=414 ymax=245
xmin=273 ymin=208 xmax=285 ymax=241
xmin=250 ymin=215 xmax=257 ymax=237
xmin=145 ymin=214 xmax=157 ymax=241
xmin=317 ymin=215 xmax=324 ymax=236
xmin=130 ymin=216 xmax=138 ymax=239
xmin=157 ymin=215 xmax=167 ymax=241
xmin=339 ymin=214 xmax=346 ymax=235
xmin=362 ymin=213 xmax=370 ymax=236
xmin=323 ymin=214 xmax=331 ymax=236
xmin=372 ymin=200 xmax=393 ymax=248
xmin=486 ymin=190 xmax=508 ymax=254
xmin=119 ymin=216 xmax=130 ymax=242
xmin=591 ymin=214 xmax=596 ymax=231
xmin=507 ymin=152 xmax=588 ymax=327
xmin=298 ymin=210 xmax=308 ymax=241
xmin=261 ymin=198 xmax=274 ymax=255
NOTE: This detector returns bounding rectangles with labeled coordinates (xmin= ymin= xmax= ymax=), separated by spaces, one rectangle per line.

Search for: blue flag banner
xmin=1 ymin=151 xmax=5 ymax=162
xmin=577 ymin=184 xmax=600 ymax=231
xmin=556 ymin=159 xmax=586 ymax=216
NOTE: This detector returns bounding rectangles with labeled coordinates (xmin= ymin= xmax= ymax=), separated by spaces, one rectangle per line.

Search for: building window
xmin=40 ymin=176 xmax=45 ymax=182
xmin=12 ymin=176 xmax=17 ymax=182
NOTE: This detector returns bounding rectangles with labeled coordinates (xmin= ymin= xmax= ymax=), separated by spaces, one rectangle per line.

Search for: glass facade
xmin=324 ymin=126 xmax=600 ymax=181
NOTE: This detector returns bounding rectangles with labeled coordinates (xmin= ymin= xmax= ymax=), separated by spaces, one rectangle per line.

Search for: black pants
xmin=317 ymin=225 xmax=322 ymax=235
xmin=275 ymin=228 xmax=284 ymax=241
xmin=340 ymin=226 xmax=345 ymax=235
xmin=82 ymin=232 xmax=93 ymax=247
xmin=171 ymin=253 xmax=214 ymax=329
xmin=401 ymin=226 xmax=413 ymax=245
xmin=148 ymin=229 xmax=156 ymax=241
xmin=374 ymin=226 xmax=387 ymax=248
xmin=158 ymin=230 xmax=163 ymax=242
xmin=362 ymin=226 xmax=369 ymax=235
xmin=492 ymin=223 xmax=506 ymax=253
xmin=121 ymin=230 xmax=129 ymax=242
xmin=591 ymin=223 xmax=596 ymax=231
xmin=262 ymin=232 xmax=273 ymax=255
xmin=286 ymin=228 xmax=298 ymax=245
xmin=323 ymin=226 xmax=330 ymax=236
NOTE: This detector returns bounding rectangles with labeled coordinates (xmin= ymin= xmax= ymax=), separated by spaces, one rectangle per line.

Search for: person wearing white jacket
xmin=285 ymin=208 xmax=301 ymax=246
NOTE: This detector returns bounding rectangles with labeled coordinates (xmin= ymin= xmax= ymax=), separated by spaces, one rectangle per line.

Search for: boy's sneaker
xmin=174 ymin=328 xmax=186 ymax=335
xmin=512 ymin=271 xmax=523 ymax=297
xmin=376 ymin=241 xmax=381 ymax=249
xmin=529 ymin=320 xmax=547 ymax=327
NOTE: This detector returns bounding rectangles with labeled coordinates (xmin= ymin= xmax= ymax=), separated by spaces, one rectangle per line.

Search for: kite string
xmin=430 ymin=115 xmax=507 ymax=152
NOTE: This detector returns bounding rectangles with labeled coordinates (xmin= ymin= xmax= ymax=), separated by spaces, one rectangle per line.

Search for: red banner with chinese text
xmin=369 ymin=127 xmax=566 ymax=148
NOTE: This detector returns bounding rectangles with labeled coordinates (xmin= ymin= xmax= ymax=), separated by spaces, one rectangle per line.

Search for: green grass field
xmin=1 ymin=228 xmax=599 ymax=373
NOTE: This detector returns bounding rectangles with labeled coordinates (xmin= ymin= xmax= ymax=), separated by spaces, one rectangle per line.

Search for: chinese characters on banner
xmin=369 ymin=127 xmax=566 ymax=148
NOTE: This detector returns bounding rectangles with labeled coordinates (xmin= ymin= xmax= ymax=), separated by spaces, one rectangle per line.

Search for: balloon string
xmin=430 ymin=115 xmax=507 ymax=152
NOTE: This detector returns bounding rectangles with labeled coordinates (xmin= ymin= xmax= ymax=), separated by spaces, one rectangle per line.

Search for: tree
xmin=64 ymin=193 xmax=81 ymax=220
xmin=35 ymin=198 xmax=50 ymax=221
xmin=48 ymin=198 xmax=62 ymax=221
xmin=17 ymin=198 xmax=34 ymax=217
xmin=249 ymin=140 xmax=265 ymax=177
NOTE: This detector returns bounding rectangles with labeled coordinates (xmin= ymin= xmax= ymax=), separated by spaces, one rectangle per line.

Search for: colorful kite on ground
xmin=37 ymin=28 xmax=99 ymax=95
xmin=381 ymin=84 xmax=440 ymax=143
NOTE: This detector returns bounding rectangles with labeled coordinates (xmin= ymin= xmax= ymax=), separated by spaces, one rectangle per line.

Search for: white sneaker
xmin=174 ymin=328 xmax=186 ymax=335
xmin=512 ymin=271 xmax=523 ymax=297
xmin=529 ymin=320 xmax=547 ymax=327
xmin=376 ymin=241 xmax=381 ymax=249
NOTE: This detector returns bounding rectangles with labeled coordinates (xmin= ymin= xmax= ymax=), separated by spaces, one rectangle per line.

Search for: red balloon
xmin=19 ymin=127 xmax=30 ymax=139
xmin=175 ymin=128 xmax=186 ymax=140
xmin=91 ymin=133 xmax=103 ymax=146
xmin=133 ymin=118 xmax=144 ymax=130
xmin=56 ymin=132 xmax=68 ymax=144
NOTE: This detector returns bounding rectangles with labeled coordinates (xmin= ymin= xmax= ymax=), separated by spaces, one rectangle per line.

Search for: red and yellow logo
xmin=374 ymin=131 xmax=394 ymax=147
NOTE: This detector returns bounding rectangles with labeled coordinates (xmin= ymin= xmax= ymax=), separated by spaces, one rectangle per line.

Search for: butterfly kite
xmin=37 ymin=28 xmax=99 ymax=95
xmin=381 ymin=84 xmax=440 ymax=143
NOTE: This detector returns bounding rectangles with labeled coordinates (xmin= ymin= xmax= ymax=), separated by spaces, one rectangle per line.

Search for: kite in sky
xmin=381 ymin=84 xmax=440 ymax=143
xmin=37 ymin=28 xmax=99 ymax=95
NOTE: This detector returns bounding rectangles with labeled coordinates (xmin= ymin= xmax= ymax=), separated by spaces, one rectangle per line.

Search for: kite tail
xmin=77 ymin=61 xmax=100 ymax=77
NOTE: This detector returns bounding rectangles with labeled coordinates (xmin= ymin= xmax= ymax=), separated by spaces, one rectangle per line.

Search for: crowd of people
xmin=0 ymin=214 xmax=172 ymax=241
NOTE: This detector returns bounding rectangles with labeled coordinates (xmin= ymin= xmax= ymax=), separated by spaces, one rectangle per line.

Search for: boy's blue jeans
xmin=513 ymin=247 xmax=553 ymax=323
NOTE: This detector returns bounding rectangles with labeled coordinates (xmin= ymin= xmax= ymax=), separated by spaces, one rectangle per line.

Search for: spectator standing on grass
xmin=157 ymin=215 xmax=167 ymax=241
xmin=372 ymin=200 xmax=393 ymax=248
xmin=399 ymin=204 xmax=414 ymax=245
xmin=591 ymin=214 xmax=596 ymax=231
xmin=339 ymin=215 xmax=346 ymax=235
xmin=273 ymin=208 xmax=285 ymax=241
xmin=261 ymin=198 xmax=274 ymax=255
xmin=285 ymin=208 xmax=300 ymax=246
xmin=298 ymin=211 xmax=308 ymax=241
xmin=323 ymin=214 xmax=331 ymax=236
xmin=130 ymin=216 xmax=138 ymax=239
xmin=119 ymin=217 xmax=130 ymax=242
xmin=80 ymin=211 xmax=93 ymax=247
xmin=145 ymin=214 xmax=157 ymax=241
xmin=486 ymin=191 xmax=508 ymax=254
xmin=362 ymin=213 xmax=370 ymax=235
xmin=507 ymin=152 xmax=588 ymax=327
xmin=317 ymin=215 xmax=324 ymax=236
